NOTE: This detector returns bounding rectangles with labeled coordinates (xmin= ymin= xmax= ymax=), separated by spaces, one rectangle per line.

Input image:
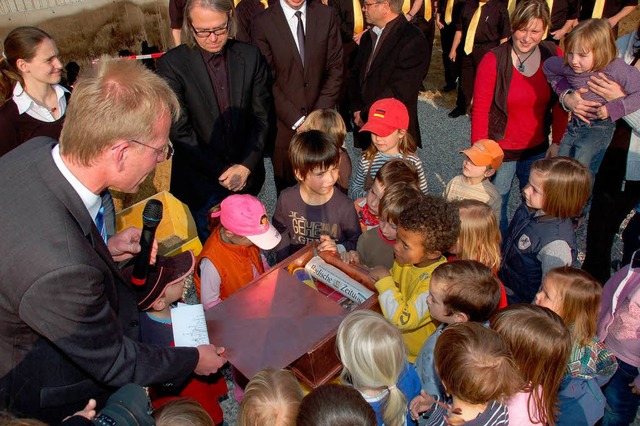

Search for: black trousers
xmin=455 ymin=44 xmax=495 ymax=111
xmin=440 ymin=23 xmax=458 ymax=88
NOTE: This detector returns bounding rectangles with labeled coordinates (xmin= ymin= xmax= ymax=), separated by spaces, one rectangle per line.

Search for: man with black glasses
xmin=157 ymin=0 xmax=272 ymax=242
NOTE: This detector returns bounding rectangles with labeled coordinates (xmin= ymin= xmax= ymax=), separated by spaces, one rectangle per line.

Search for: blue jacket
xmin=499 ymin=204 xmax=576 ymax=304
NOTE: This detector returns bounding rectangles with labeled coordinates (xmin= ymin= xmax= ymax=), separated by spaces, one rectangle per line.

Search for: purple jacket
xmin=544 ymin=57 xmax=640 ymax=121
xmin=597 ymin=259 xmax=640 ymax=388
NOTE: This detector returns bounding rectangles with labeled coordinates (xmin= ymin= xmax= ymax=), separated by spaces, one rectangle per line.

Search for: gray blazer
xmin=0 ymin=138 xmax=199 ymax=423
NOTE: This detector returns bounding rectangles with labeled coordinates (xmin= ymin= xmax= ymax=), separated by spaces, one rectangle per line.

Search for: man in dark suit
xmin=0 ymin=59 xmax=226 ymax=423
xmin=349 ymin=0 xmax=429 ymax=149
xmin=158 ymin=0 xmax=272 ymax=242
xmin=252 ymin=0 xmax=343 ymax=192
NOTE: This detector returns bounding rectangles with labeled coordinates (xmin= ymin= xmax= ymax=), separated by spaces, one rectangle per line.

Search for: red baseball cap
xmin=360 ymin=98 xmax=410 ymax=137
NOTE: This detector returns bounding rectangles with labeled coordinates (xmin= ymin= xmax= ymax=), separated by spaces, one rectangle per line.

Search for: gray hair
xmin=182 ymin=0 xmax=238 ymax=49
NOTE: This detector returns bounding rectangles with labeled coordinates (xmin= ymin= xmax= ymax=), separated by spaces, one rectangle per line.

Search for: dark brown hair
xmin=0 ymin=26 xmax=53 ymax=103
xmin=374 ymin=158 xmax=421 ymax=190
xmin=289 ymin=130 xmax=340 ymax=180
xmin=378 ymin=182 xmax=424 ymax=224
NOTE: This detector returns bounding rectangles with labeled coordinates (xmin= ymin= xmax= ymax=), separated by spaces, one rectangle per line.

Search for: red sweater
xmin=471 ymin=49 xmax=567 ymax=153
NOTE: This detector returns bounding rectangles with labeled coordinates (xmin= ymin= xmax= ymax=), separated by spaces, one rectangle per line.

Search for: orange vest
xmin=194 ymin=227 xmax=265 ymax=301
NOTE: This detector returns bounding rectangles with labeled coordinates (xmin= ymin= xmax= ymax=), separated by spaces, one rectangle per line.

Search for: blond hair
xmin=237 ymin=368 xmax=304 ymax=426
xmin=492 ymin=304 xmax=571 ymax=426
xmin=182 ymin=0 xmax=238 ymax=49
xmin=543 ymin=266 xmax=602 ymax=346
xmin=564 ymin=19 xmax=617 ymax=72
xmin=531 ymin=157 xmax=591 ymax=218
xmin=510 ymin=0 xmax=550 ymax=32
xmin=435 ymin=322 xmax=523 ymax=405
xmin=59 ymin=58 xmax=180 ymax=166
xmin=304 ymin=109 xmax=347 ymax=149
xmin=336 ymin=311 xmax=407 ymax=426
xmin=453 ymin=199 xmax=501 ymax=271
xmin=154 ymin=398 xmax=215 ymax=426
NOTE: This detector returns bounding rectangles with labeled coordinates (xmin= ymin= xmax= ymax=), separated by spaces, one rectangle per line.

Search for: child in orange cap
xmin=444 ymin=139 xmax=504 ymax=219
xmin=351 ymin=98 xmax=428 ymax=200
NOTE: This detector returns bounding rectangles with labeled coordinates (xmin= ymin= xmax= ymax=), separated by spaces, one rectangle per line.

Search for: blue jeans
xmin=602 ymin=358 xmax=640 ymax=426
xmin=492 ymin=152 xmax=546 ymax=235
xmin=558 ymin=118 xmax=616 ymax=179
xmin=192 ymin=190 xmax=229 ymax=243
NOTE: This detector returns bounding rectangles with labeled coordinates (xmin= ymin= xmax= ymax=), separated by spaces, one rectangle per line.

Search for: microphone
xmin=130 ymin=199 xmax=163 ymax=286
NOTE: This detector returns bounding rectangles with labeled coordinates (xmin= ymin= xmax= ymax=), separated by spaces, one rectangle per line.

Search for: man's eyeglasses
xmin=190 ymin=22 xmax=229 ymax=38
xmin=129 ymin=139 xmax=174 ymax=161
xmin=362 ymin=1 xmax=385 ymax=8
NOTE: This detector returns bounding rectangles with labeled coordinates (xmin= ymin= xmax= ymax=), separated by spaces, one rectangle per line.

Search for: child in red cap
xmin=444 ymin=138 xmax=504 ymax=219
xmin=351 ymin=98 xmax=428 ymax=200
xmin=195 ymin=194 xmax=281 ymax=311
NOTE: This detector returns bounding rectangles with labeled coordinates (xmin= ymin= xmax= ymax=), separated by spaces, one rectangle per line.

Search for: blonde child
xmin=534 ymin=266 xmax=618 ymax=425
xmin=154 ymin=398 xmax=215 ymax=426
xmin=450 ymin=199 xmax=507 ymax=308
xmin=237 ymin=368 xmax=304 ymax=426
xmin=491 ymin=304 xmax=572 ymax=426
xmin=195 ymin=194 xmax=281 ymax=310
xmin=498 ymin=157 xmax=591 ymax=304
xmin=272 ymin=130 xmax=361 ymax=261
xmin=336 ymin=310 xmax=421 ymax=426
xmin=355 ymin=158 xmax=421 ymax=232
xmin=369 ymin=195 xmax=460 ymax=362
xmin=347 ymin=183 xmax=424 ymax=269
xmin=351 ymin=98 xmax=428 ymax=199
xmin=410 ymin=323 xmax=522 ymax=425
xmin=444 ymin=139 xmax=503 ymax=220
xmin=301 ymin=109 xmax=352 ymax=195
xmin=296 ymin=383 xmax=377 ymax=426
xmin=414 ymin=261 xmax=502 ymax=402
xmin=544 ymin=19 xmax=640 ymax=176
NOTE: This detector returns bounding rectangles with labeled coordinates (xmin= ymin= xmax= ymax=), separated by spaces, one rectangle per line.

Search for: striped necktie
xmin=95 ymin=204 xmax=108 ymax=244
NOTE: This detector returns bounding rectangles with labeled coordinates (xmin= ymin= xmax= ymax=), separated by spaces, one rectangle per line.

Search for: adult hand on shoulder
xmin=353 ymin=29 xmax=368 ymax=45
xmin=108 ymin=227 xmax=158 ymax=263
xmin=219 ymin=164 xmax=250 ymax=192
xmin=354 ymin=111 xmax=365 ymax=128
xmin=565 ymin=88 xmax=600 ymax=124
xmin=195 ymin=344 xmax=227 ymax=376
xmin=587 ymin=72 xmax=626 ymax=102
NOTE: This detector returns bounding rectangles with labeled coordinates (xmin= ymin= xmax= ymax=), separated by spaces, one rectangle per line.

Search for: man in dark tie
xmin=252 ymin=0 xmax=343 ymax=193
xmin=158 ymin=0 xmax=272 ymax=242
xmin=0 ymin=59 xmax=226 ymax=423
xmin=349 ymin=0 xmax=429 ymax=149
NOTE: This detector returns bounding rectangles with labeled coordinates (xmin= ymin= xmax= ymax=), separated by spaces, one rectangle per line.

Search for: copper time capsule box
xmin=205 ymin=245 xmax=380 ymax=388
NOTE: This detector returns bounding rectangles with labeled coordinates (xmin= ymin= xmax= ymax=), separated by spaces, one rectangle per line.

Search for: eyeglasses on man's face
xmin=362 ymin=1 xmax=385 ymax=8
xmin=129 ymin=139 xmax=174 ymax=161
xmin=190 ymin=22 xmax=229 ymax=38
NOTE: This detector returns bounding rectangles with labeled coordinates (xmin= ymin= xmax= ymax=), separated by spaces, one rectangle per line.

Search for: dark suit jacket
xmin=251 ymin=0 xmax=343 ymax=149
xmin=157 ymin=40 xmax=271 ymax=211
xmin=0 ymin=138 xmax=199 ymax=423
xmin=349 ymin=15 xmax=429 ymax=148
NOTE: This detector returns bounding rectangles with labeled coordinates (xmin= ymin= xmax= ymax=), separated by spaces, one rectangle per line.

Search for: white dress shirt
xmin=13 ymin=82 xmax=68 ymax=123
xmin=280 ymin=0 xmax=307 ymax=54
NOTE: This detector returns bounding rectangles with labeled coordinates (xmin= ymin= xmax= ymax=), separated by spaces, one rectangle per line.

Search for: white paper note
xmin=171 ymin=303 xmax=210 ymax=347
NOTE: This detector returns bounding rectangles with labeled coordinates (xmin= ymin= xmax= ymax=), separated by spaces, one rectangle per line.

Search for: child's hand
xmin=631 ymin=382 xmax=640 ymax=395
xmin=596 ymin=105 xmax=610 ymax=120
xmin=318 ymin=234 xmax=338 ymax=253
xmin=340 ymin=250 xmax=361 ymax=264
xmin=409 ymin=390 xmax=436 ymax=420
xmin=369 ymin=265 xmax=391 ymax=282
